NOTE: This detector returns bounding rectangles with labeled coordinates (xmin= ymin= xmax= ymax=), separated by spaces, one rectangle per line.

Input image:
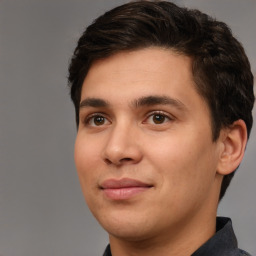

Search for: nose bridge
xmin=102 ymin=118 xmax=142 ymax=165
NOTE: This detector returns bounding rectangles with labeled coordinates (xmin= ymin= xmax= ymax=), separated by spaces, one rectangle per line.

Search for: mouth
xmin=100 ymin=178 xmax=153 ymax=200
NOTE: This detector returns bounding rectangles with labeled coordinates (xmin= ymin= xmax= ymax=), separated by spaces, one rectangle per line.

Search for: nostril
xmin=104 ymin=159 xmax=112 ymax=165
xmin=104 ymin=157 xmax=133 ymax=165
xmin=121 ymin=158 xmax=133 ymax=162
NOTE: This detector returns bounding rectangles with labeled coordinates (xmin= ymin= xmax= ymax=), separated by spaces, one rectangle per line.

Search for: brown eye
xmin=144 ymin=112 xmax=172 ymax=125
xmin=86 ymin=115 xmax=110 ymax=127
xmin=152 ymin=114 xmax=166 ymax=124
xmin=93 ymin=116 xmax=105 ymax=126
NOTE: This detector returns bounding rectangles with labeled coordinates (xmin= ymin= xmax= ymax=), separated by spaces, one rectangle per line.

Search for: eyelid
xmin=83 ymin=112 xmax=111 ymax=126
xmin=80 ymin=110 xmax=174 ymax=127
xmin=143 ymin=110 xmax=174 ymax=124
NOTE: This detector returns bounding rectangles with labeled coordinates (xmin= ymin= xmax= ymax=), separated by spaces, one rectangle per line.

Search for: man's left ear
xmin=217 ymin=119 xmax=248 ymax=175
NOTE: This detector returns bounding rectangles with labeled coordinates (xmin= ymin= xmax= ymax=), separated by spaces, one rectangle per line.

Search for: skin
xmin=74 ymin=47 xmax=246 ymax=256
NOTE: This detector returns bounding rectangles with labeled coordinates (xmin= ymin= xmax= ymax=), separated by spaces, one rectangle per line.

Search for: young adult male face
xmin=74 ymin=47 xmax=246 ymax=252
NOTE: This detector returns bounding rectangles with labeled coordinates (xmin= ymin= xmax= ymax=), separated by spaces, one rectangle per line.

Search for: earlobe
xmin=217 ymin=119 xmax=247 ymax=175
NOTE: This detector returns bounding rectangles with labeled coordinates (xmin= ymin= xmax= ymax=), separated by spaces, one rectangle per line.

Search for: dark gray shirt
xmin=103 ymin=217 xmax=251 ymax=256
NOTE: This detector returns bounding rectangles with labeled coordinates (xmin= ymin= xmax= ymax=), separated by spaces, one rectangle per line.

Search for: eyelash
xmin=83 ymin=111 xmax=174 ymax=127
xmin=144 ymin=111 xmax=173 ymax=124
xmin=84 ymin=113 xmax=110 ymax=126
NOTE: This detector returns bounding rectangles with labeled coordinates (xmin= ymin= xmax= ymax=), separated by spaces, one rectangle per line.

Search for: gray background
xmin=0 ymin=0 xmax=255 ymax=256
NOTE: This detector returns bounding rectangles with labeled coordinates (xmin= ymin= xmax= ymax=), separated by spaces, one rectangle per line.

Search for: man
xmin=68 ymin=1 xmax=254 ymax=255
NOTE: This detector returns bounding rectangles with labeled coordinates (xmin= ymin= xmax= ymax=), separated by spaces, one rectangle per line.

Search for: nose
xmin=102 ymin=122 xmax=143 ymax=166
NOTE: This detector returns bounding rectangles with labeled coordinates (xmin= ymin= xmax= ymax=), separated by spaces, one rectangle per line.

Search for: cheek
xmin=74 ymin=133 xmax=100 ymax=169
xmin=74 ymin=135 xmax=101 ymax=193
xmin=147 ymin=133 xmax=216 ymax=195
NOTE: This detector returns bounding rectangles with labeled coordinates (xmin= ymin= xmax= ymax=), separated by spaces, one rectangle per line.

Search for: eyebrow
xmin=79 ymin=95 xmax=187 ymax=111
xmin=79 ymin=98 xmax=109 ymax=108
xmin=132 ymin=95 xmax=187 ymax=110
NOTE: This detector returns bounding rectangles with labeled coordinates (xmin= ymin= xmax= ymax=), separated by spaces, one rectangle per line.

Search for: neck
xmin=109 ymin=212 xmax=216 ymax=256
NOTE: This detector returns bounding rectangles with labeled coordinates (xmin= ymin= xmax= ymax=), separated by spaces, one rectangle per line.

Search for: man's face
xmin=75 ymin=48 xmax=223 ymax=241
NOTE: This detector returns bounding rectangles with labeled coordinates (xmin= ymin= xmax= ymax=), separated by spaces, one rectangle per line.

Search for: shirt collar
xmin=192 ymin=217 xmax=238 ymax=256
xmin=103 ymin=244 xmax=111 ymax=256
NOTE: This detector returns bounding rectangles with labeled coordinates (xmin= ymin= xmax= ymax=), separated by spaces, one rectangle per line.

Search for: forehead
xmin=80 ymin=47 xmax=209 ymax=116
xmin=82 ymin=48 xmax=194 ymax=95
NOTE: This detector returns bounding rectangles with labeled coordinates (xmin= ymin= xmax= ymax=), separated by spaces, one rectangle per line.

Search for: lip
xmin=100 ymin=178 xmax=153 ymax=200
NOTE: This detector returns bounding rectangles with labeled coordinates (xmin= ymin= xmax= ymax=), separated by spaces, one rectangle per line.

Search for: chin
xmin=106 ymin=225 xmax=153 ymax=242
xmin=97 ymin=212 xmax=156 ymax=241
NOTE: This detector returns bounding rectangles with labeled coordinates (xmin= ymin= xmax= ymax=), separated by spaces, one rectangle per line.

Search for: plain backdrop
xmin=0 ymin=1 xmax=255 ymax=256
